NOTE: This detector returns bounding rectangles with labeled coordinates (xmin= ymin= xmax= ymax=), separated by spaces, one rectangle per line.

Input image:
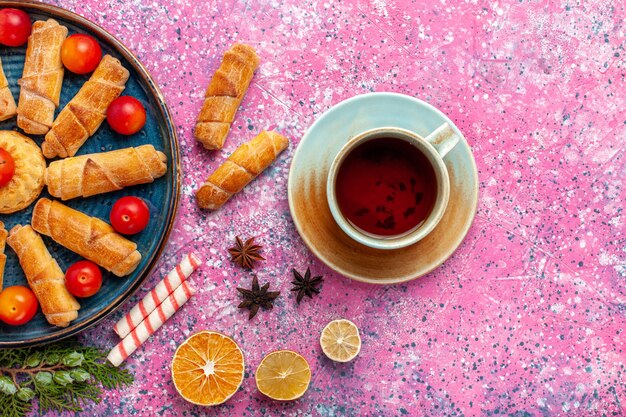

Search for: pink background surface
xmin=30 ymin=0 xmax=626 ymax=415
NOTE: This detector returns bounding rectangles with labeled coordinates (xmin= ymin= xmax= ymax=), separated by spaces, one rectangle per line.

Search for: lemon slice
xmin=255 ymin=350 xmax=311 ymax=401
xmin=171 ymin=331 xmax=244 ymax=406
xmin=320 ymin=319 xmax=361 ymax=362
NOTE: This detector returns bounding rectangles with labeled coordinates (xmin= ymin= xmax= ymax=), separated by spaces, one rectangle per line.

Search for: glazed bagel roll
xmin=32 ymin=198 xmax=141 ymax=277
xmin=42 ymin=55 xmax=130 ymax=158
xmin=7 ymin=225 xmax=80 ymax=327
xmin=17 ymin=19 xmax=67 ymax=134
xmin=46 ymin=145 xmax=168 ymax=200
xmin=0 ymin=58 xmax=17 ymax=121
xmin=0 ymin=221 xmax=7 ymax=291
xmin=196 ymin=130 xmax=289 ymax=210
xmin=194 ymin=43 xmax=260 ymax=150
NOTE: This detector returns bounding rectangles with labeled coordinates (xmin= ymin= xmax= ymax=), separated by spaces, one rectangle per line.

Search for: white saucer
xmin=288 ymin=92 xmax=478 ymax=284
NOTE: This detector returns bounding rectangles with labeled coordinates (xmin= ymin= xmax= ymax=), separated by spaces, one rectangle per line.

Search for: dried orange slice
xmin=255 ymin=350 xmax=311 ymax=401
xmin=320 ymin=319 xmax=361 ymax=362
xmin=171 ymin=331 xmax=244 ymax=406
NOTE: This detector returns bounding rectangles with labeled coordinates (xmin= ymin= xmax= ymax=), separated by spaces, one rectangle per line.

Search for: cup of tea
xmin=326 ymin=123 xmax=460 ymax=250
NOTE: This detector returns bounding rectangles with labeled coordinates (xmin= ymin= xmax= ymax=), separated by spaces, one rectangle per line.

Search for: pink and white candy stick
xmin=113 ymin=252 xmax=202 ymax=338
xmin=107 ymin=280 xmax=197 ymax=367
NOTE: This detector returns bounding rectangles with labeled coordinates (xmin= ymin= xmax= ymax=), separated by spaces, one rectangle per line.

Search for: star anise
xmin=228 ymin=236 xmax=265 ymax=269
xmin=237 ymin=275 xmax=281 ymax=319
xmin=290 ymin=267 xmax=324 ymax=304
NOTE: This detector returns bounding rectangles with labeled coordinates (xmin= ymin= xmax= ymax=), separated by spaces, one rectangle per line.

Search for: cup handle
xmin=424 ymin=123 xmax=460 ymax=158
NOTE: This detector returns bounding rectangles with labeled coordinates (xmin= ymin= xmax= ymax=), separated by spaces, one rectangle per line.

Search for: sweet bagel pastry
xmin=196 ymin=130 xmax=289 ymax=210
xmin=42 ymin=54 xmax=130 ymax=158
xmin=45 ymin=145 xmax=168 ymax=200
xmin=194 ymin=43 xmax=260 ymax=150
xmin=0 ymin=130 xmax=46 ymax=214
xmin=32 ymin=198 xmax=142 ymax=277
xmin=7 ymin=224 xmax=80 ymax=327
xmin=16 ymin=19 xmax=68 ymax=134
xmin=0 ymin=58 xmax=17 ymax=122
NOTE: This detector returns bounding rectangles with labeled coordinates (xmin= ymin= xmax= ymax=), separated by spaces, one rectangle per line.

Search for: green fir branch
xmin=0 ymin=392 xmax=30 ymax=416
xmin=0 ymin=339 xmax=133 ymax=417
xmin=81 ymin=346 xmax=133 ymax=390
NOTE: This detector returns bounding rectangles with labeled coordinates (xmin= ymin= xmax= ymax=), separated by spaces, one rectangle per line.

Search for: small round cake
xmin=0 ymin=130 xmax=46 ymax=214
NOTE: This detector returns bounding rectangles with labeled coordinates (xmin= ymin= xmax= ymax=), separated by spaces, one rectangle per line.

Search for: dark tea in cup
xmin=327 ymin=124 xmax=459 ymax=250
xmin=334 ymin=137 xmax=437 ymax=237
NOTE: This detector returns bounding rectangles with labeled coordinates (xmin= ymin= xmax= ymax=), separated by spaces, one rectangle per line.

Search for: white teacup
xmin=326 ymin=123 xmax=460 ymax=250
